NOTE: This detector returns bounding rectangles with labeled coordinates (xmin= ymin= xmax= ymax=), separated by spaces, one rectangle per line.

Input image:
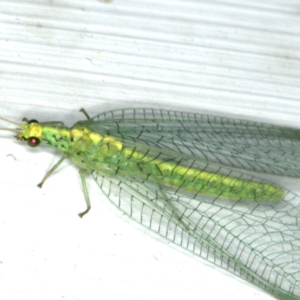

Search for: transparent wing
xmin=87 ymin=166 xmax=300 ymax=300
xmin=73 ymin=108 xmax=300 ymax=299
xmin=76 ymin=108 xmax=300 ymax=177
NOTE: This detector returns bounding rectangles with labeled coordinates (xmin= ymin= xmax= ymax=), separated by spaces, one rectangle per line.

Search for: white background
xmin=1 ymin=0 xmax=300 ymax=299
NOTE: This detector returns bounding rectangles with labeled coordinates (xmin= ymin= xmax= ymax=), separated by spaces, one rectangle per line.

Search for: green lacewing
xmin=1 ymin=108 xmax=300 ymax=300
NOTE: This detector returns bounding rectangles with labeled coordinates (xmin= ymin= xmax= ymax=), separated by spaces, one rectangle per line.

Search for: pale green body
xmin=33 ymin=124 xmax=283 ymax=202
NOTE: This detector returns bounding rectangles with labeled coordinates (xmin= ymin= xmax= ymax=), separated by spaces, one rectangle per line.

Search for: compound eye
xmin=27 ymin=119 xmax=39 ymax=124
xmin=27 ymin=137 xmax=40 ymax=147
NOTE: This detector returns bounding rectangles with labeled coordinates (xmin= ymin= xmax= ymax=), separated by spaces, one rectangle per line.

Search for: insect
xmin=0 ymin=108 xmax=300 ymax=300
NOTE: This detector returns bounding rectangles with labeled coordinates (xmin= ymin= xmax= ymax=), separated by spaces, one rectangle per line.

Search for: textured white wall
xmin=1 ymin=1 xmax=300 ymax=299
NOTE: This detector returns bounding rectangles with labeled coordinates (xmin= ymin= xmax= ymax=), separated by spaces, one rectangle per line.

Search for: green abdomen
xmin=79 ymin=133 xmax=284 ymax=203
xmin=119 ymin=148 xmax=284 ymax=202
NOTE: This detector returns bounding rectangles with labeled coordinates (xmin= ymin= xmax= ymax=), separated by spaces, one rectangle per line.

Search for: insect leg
xmin=78 ymin=169 xmax=91 ymax=218
xmin=79 ymin=108 xmax=91 ymax=120
xmin=37 ymin=154 xmax=68 ymax=188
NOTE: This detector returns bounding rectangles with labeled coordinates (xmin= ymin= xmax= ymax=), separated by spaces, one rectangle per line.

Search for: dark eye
xmin=27 ymin=137 xmax=40 ymax=147
xmin=28 ymin=119 xmax=39 ymax=124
